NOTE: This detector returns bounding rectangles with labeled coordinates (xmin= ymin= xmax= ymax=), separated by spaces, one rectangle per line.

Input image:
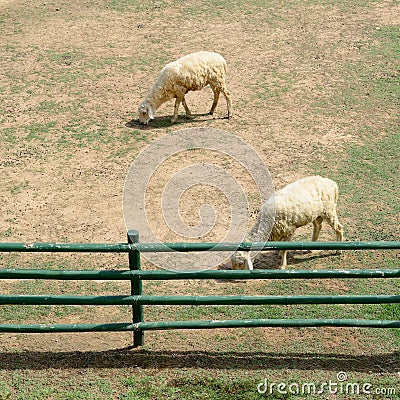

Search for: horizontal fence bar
xmin=1 ymin=294 xmax=399 ymax=306
xmin=0 ymin=319 xmax=399 ymax=333
xmin=0 ymin=241 xmax=399 ymax=253
xmin=0 ymin=268 xmax=399 ymax=280
xmin=137 ymin=241 xmax=400 ymax=252
xmin=0 ymin=242 xmax=131 ymax=253
xmin=0 ymin=323 xmax=134 ymax=333
xmin=134 ymin=319 xmax=400 ymax=330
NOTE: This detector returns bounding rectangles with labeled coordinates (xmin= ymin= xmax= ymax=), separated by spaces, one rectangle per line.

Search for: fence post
xmin=127 ymin=229 xmax=144 ymax=347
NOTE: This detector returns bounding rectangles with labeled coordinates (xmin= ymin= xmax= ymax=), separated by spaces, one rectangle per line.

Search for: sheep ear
xmin=148 ymin=105 xmax=154 ymax=120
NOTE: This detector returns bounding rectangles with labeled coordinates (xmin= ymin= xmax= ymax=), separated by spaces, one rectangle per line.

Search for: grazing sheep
xmin=231 ymin=176 xmax=344 ymax=270
xmin=138 ymin=51 xmax=233 ymax=124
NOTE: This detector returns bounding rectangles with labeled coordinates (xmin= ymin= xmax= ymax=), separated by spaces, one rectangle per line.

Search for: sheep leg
xmin=279 ymin=234 xmax=294 ymax=269
xmin=312 ymin=217 xmax=323 ymax=241
xmin=171 ymin=97 xmax=182 ymax=123
xmin=182 ymin=96 xmax=193 ymax=119
xmin=220 ymin=85 xmax=233 ymax=119
xmin=326 ymin=213 xmax=344 ymax=254
xmin=245 ymin=251 xmax=253 ymax=270
xmin=209 ymin=88 xmax=220 ymax=115
xmin=309 ymin=216 xmax=323 ymax=254
xmin=279 ymin=250 xmax=288 ymax=269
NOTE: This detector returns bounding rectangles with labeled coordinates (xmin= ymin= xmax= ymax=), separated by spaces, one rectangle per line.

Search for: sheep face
xmin=231 ymin=251 xmax=253 ymax=270
xmin=138 ymin=102 xmax=154 ymax=125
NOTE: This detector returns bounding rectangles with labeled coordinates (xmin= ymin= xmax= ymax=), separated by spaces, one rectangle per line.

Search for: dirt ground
xmin=1 ymin=0 xmax=398 ymax=244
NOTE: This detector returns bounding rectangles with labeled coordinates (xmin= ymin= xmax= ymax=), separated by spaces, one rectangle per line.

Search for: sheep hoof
xmin=171 ymin=117 xmax=178 ymax=124
xmin=185 ymin=114 xmax=194 ymax=120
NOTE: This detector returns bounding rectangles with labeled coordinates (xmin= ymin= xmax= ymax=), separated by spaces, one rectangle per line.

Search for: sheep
xmin=138 ymin=51 xmax=233 ymax=124
xmin=231 ymin=176 xmax=344 ymax=270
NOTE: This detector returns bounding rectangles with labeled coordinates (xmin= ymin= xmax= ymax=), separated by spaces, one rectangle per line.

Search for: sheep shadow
xmin=0 ymin=348 xmax=397 ymax=373
xmin=254 ymin=249 xmax=341 ymax=269
xmin=219 ymin=250 xmax=341 ymax=273
xmin=126 ymin=113 xmax=229 ymax=129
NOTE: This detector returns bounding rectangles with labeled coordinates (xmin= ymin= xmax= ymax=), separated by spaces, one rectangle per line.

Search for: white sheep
xmin=138 ymin=51 xmax=233 ymax=124
xmin=231 ymin=175 xmax=344 ymax=270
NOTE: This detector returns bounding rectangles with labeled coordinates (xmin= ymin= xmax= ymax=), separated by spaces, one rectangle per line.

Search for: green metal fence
xmin=0 ymin=230 xmax=399 ymax=347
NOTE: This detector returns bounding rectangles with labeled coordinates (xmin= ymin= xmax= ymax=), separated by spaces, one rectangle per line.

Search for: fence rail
xmin=1 ymin=294 xmax=400 ymax=306
xmin=0 ymin=231 xmax=399 ymax=347
xmin=0 ymin=268 xmax=399 ymax=280
xmin=0 ymin=319 xmax=399 ymax=335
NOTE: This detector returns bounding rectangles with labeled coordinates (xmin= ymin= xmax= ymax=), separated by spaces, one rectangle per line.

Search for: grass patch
xmin=24 ymin=122 xmax=57 ymax=140
xmin=121 ymin=374 xmax=280 ymax=400
xmin=315 ymin=131 xmax=399 ymax=240
xmin=1 ymin=373 xmax=116 ymax=400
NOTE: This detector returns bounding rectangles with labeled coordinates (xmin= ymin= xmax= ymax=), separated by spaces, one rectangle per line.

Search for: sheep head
xmin=230 ymin=251 xmax=253 ymax=270
xmin=138 ymin=101 xmax=154 ymax=125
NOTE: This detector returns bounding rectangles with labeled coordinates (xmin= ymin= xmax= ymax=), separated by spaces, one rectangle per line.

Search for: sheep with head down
xmin=138 ymin=51 xmax=233 ymax=124
xmin=231 ymin=175 xmax=344 ymax=270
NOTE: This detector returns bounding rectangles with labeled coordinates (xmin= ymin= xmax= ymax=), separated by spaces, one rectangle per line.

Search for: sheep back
xmin=254 ymin=176 xmax=340 ymax=242
xmin=147 ymin=51 xmax=228 ymax=104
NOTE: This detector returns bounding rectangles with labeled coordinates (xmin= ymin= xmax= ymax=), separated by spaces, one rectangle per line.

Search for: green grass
xmin=315 ymin=130 xmax=399 ymax=241
xmin=37 ymin=100 xmax=76 ymax=114
xmin=310 ymin=24 xmax=399 ymax=242
xmin=0 ymin=374 xmax=116 ymax=400
xmin=0 ymin=228 xmax=15 ymax=238
xmin=0 ymin=372 xmax=294 ymax=400
xmin=304 ymin=22 xmax=400 ymax=349
xmin=306 ymin=25 xmax=399 ymax=344
xmin=121 ymin=374 xmax=281 ymax=400
xmin=4 ymin=369 xmax=394 ymax=400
